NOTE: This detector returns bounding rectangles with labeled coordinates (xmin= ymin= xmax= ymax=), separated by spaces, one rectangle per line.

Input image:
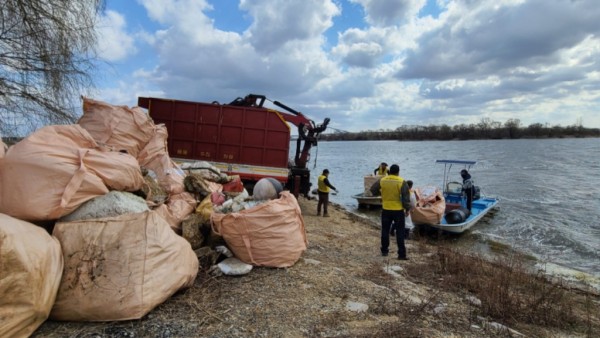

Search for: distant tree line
xmin=320 ymin=118 xmax=600 ymax=141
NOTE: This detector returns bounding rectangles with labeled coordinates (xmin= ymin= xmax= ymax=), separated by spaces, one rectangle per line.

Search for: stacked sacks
xmin=0 ymin=97 xmax=201 ymax=332
xmin=78 ymin=98 xmax=196 ymax=231
xmin=0 ymin=214 xmax=63 ymax=337
xmin=135 ymin=124 xmax=196 ymax=231
xmin=0 ymin=125 xmax=143 ymax=221
xmin=51 ymin=210 xmax=198 ymax=321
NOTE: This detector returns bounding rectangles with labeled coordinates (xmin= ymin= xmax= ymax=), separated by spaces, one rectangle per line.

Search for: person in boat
xmin=460 ymin=169 xmax=474 ymax=211
xmin=317 ymin=169 xmax=337 ymax=217
xmin=379 ymin=164 xmax=411 ymax=260
xmin=373 ymin=162 xmax=389 ymax=176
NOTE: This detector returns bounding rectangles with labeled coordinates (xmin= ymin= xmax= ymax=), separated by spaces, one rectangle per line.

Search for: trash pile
xmin=0 ymin=98 xmax=307 ymax=337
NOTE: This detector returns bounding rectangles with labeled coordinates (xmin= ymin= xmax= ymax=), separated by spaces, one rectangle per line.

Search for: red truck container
xmin=138 ymin=95 xmax=329 ymax=197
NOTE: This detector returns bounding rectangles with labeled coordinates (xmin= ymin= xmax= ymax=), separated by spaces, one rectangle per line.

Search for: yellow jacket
xmin=318 ymin=175 xmax=335 ymax=193
xmin=380 ymin=175 xmax=410 ymax=211
xmin=374 ymin=166 xmax=389 ymax=176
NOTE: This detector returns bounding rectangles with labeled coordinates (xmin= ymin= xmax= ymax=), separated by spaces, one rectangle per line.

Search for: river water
xmin=299 ymin=138 xmax=600 ymax=284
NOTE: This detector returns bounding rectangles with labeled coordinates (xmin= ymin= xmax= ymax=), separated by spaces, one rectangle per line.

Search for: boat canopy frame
xmin=436 ymin=159 xmax=477 ymax=194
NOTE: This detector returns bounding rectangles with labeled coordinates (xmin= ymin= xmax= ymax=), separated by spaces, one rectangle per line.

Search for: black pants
xmin=317 ymin=191 xmax=329 ymax=214
xmin=465 ymin=190 xmax=473 ymax=211
xmin=381 ymin=209 xmax=406 ymax=258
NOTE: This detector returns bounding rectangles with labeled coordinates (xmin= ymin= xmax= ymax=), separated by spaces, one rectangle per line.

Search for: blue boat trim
xmin=415 ymin=159 xmax=499 ymax=234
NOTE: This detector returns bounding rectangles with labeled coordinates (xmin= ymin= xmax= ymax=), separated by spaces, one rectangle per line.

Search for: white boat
xmin=351 ymin=192 xmax=381 ymax=208
xmin=352 ymin=175 xmax=383 ymax=208
xmin=414 ymin=160 xmax=499 ymax=234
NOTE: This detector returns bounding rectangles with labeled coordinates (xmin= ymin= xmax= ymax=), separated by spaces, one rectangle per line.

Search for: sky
xmin=92 ymin=0 xmax=600 ymax=132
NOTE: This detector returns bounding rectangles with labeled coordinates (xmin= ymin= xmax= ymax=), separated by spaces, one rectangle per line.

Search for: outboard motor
xmin=446 ymin=207 xmax=471 ymax=224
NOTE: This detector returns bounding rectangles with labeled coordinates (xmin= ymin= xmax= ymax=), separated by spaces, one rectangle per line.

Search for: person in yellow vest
xmin=373 ymin=162 xmax=389 ymax=176
xmin=379 ymin=164 xmax=411 ymax=260
xmin=317 ymin=169 xmax=337 ymax=217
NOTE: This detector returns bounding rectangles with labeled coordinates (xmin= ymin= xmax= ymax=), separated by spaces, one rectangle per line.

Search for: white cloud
xmin=96 ymin=0 xmax=600 ymax=130
xmin=240 ymin=0 xmax=340 ymax=53
xmin=96 ymin=10 xmax=137 ymax=62
xmin=350 ymin=0 xmax=426 ymax=26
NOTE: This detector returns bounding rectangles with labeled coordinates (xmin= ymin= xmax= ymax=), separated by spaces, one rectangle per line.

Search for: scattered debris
xmin=217 ymin=257 xmax=253 ymax=276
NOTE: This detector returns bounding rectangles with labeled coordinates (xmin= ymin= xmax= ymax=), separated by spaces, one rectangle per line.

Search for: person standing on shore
xmin=317 ymin=169 xmax=337 ymax=217
xmin=379 ymin=164 xmax=411 ymax=260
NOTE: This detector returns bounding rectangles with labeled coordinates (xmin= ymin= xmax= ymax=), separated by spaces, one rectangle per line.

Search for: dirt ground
xmin=34 ymin=197 xmax=599 ymax=338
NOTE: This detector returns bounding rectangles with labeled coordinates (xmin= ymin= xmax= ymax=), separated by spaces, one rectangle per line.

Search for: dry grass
xmin=406 ymin=245 xmax=600 ymax=336
xmin=33 ymin=198 xmax=599 ymax=338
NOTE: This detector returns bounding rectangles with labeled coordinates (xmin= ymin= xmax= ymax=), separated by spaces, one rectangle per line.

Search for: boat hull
xmin=351 ymin=193 xmax=381 ymax=208
xmin=422 ymin=197 xmax=498 ymax=233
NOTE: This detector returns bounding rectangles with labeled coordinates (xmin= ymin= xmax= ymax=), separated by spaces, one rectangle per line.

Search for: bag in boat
xmin=50 ymin=210 xmax=198 ymax=321
xmin=0 ymin=125 xmax=144 ymax=221
xmin=0 ymin=214 xmax=63 ymax=337
xmin=365 ymin=175 xmax=382 ymax=196
xmin=211 ymin=191 xmax=307 ymax=268
xmin=410 ymin=186 xmax=445 ymax=225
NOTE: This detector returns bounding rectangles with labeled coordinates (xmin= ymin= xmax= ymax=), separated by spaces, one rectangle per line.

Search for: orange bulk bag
xmin=78 ymin=97 xmax=155 ymax=158
xmin=0 ymin=125 xmax=144 ymax=221
xmin=411 ymin=187 xmax=446 ymax=225
xmin=211 ymin=191 xmax=307 ymax=268
xmin=0 ymin=214 xmax=63 ymax=337
xmin=50 ymin=210 xmax=198 ymax=321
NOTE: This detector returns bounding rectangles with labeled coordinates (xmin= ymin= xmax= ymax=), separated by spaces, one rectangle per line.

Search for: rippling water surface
xmin=297 ymin=138 xmax=600 ymax=278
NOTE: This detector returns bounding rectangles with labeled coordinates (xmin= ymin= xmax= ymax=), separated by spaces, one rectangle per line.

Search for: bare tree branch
xmin=0 ymin=0 xmax=104 ymax=136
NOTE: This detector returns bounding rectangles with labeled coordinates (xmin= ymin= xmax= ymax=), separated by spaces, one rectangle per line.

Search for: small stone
xmin=218 ymin=257 xmax=253 ymax=276
xmin=303 ymin=258 xmax=321 ymax=265
xmin=346 ymin=301 xmax=368 ymax=312
xmin=466 ymin=295 xmax=482 ymax=307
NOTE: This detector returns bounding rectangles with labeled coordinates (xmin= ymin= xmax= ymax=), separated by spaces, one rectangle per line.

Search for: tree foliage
xmin=321 ymin=118 xmax=600 ymax=141
xmin=0 ymin=0 xmax=104 ymax=136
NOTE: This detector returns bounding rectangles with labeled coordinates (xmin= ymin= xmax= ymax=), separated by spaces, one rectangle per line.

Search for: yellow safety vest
xmin=318 ymin=175 xmax=330 ymax=193
xmin=380 ymin=175 xmax=405 ymax=210
xmin=376 ymin=167 xmax=389 ymax=176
